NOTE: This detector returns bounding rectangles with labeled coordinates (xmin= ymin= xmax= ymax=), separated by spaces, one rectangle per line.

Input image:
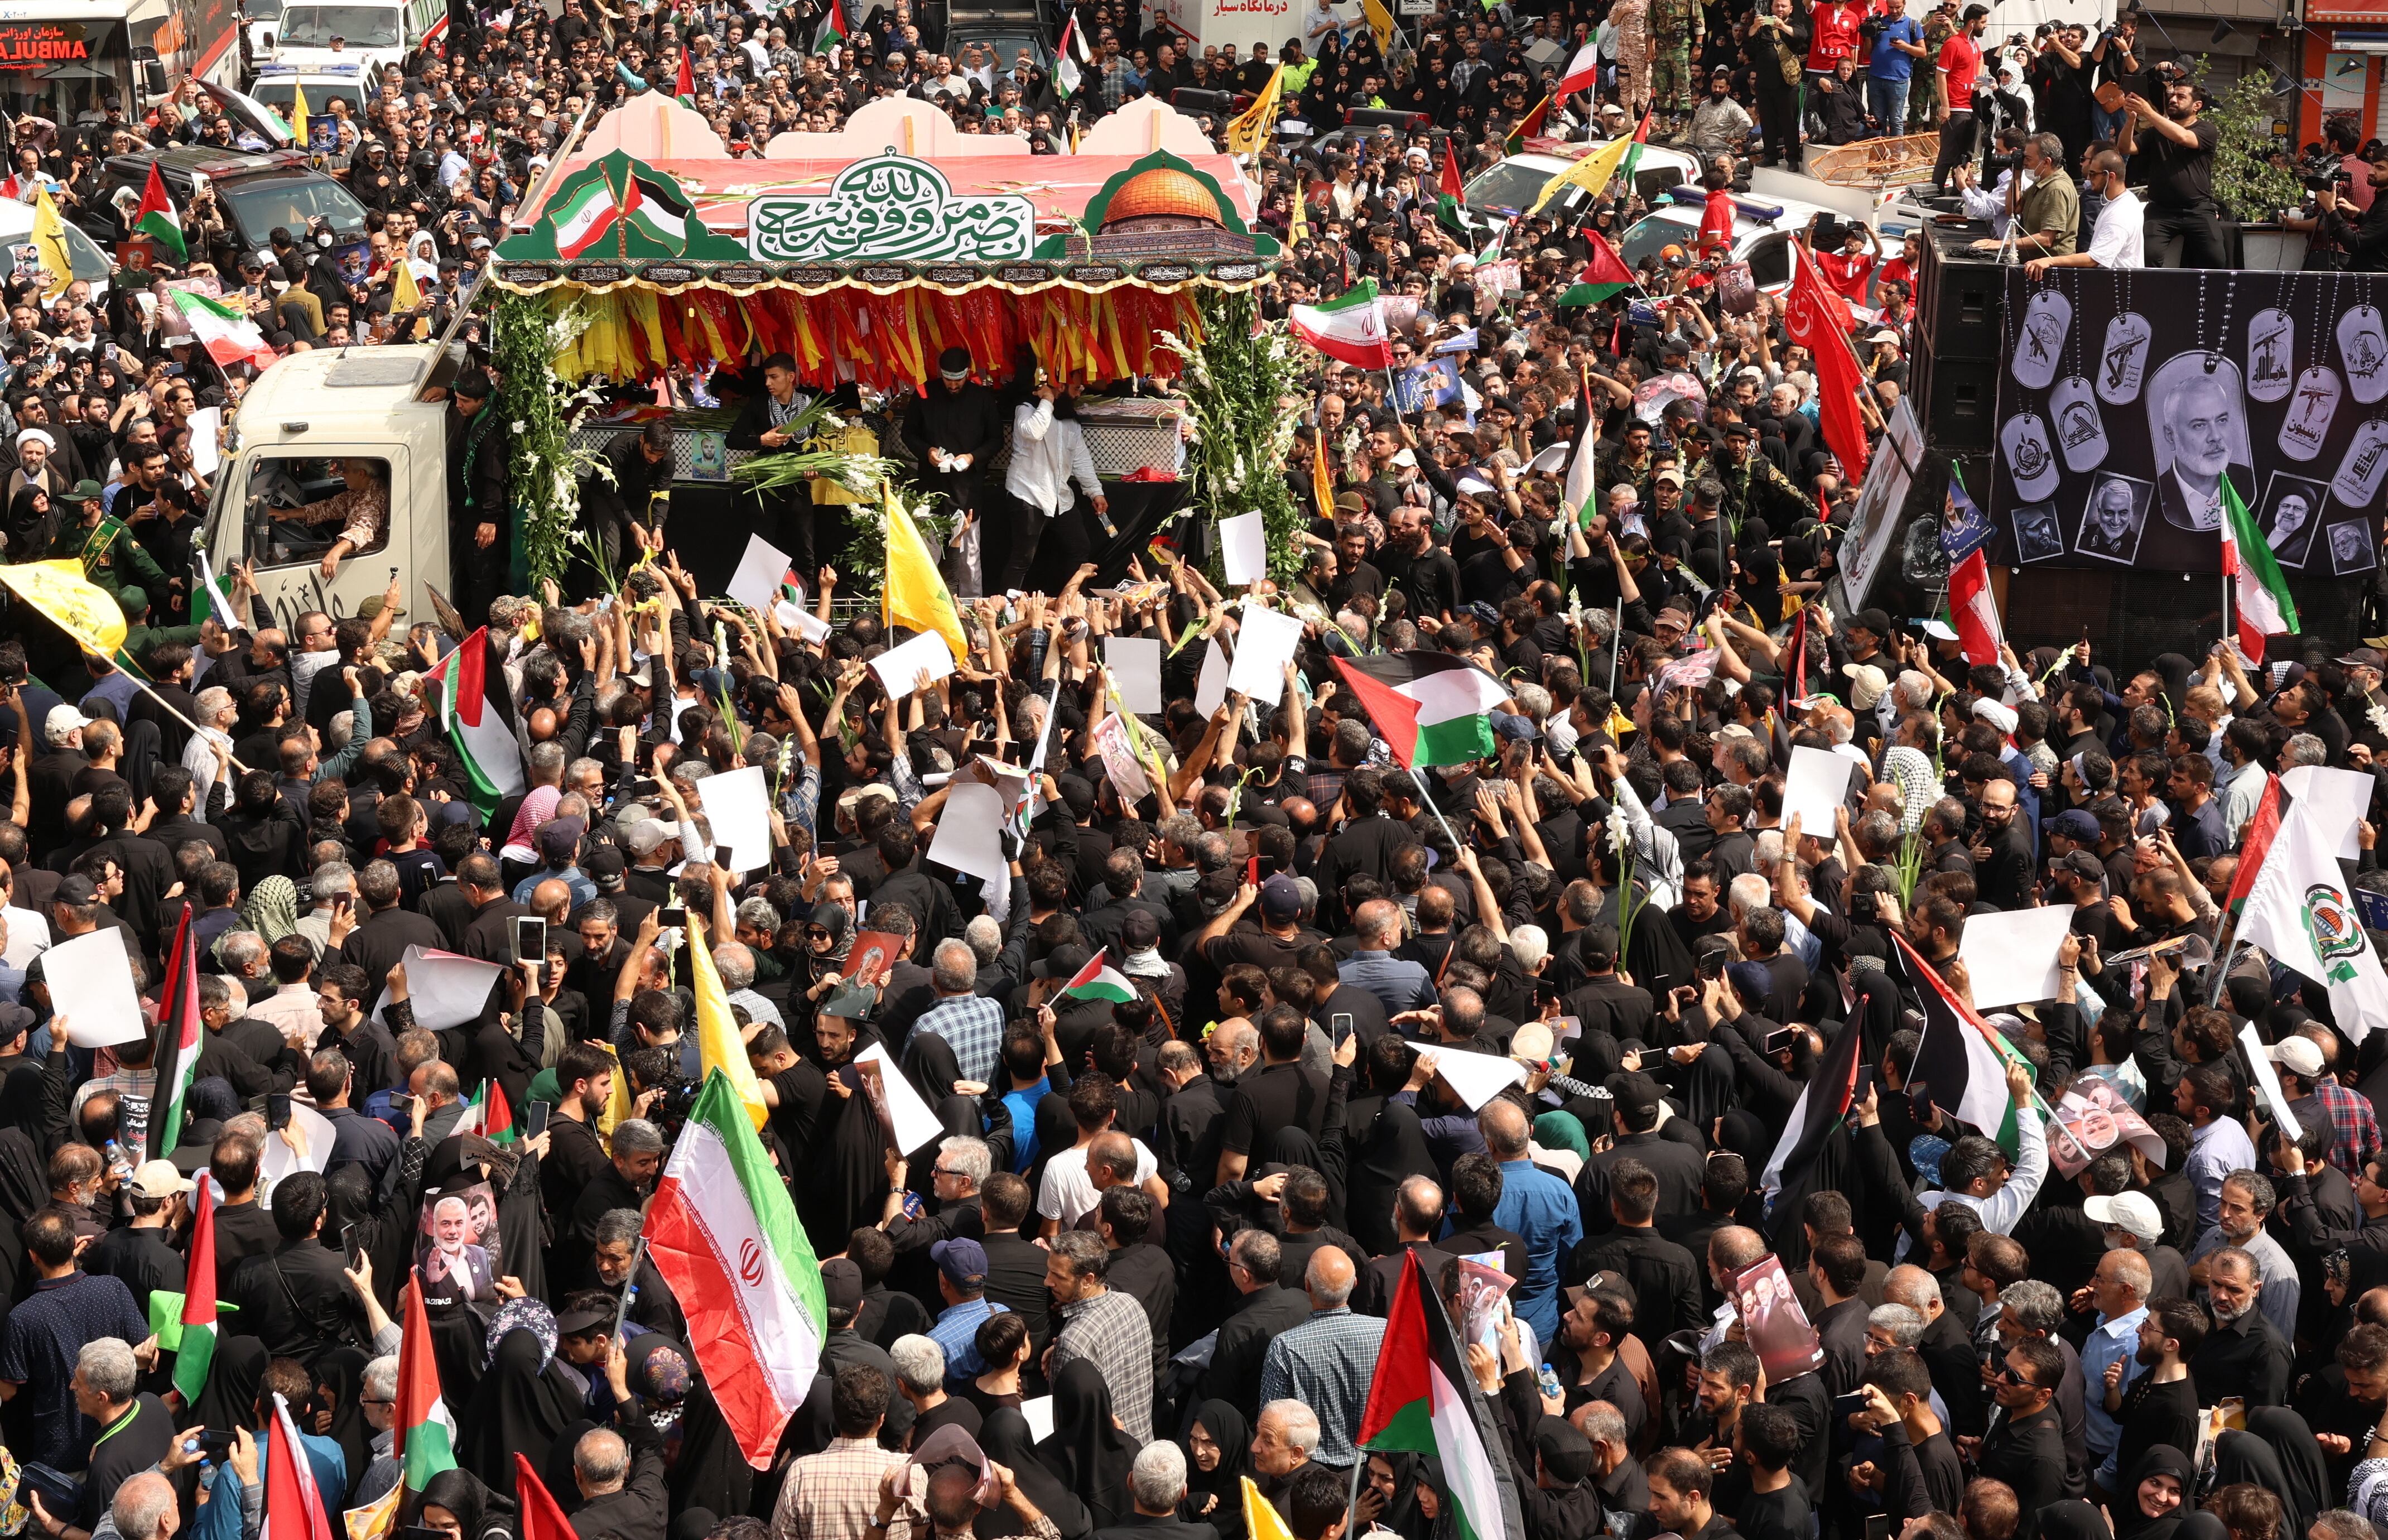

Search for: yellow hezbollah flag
xmin=1225 ymin=64 xmax=1283 ymax=157
xmin=1528 ymin=132 xmax=1635 ymax=216
xmin=1241 ymin=1479 xmax=1294 ymax=1540
xmin=391 ymin=257 xmax=427 ymax=340
xmin=291 ymin=83 xmax=310 ymax=154
xmin=0 ymin=560 xmax=127 ymax=656
xmin=1361 ymin=0 xmax=1398 ymax=54
xmin=687 ymin=913 xmax=768 ymax=1132
xmin=1312 ymin=422 xmax=1335 ymax=523
xmin=883 ymin=488 xmax=969 ymax=661
xmin=30 ymin=186 xmax=73 ymax=299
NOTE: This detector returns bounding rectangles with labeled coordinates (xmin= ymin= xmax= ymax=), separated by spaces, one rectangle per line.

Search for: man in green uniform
xmin=1915 ymin=0 xmax=1958 ymax=128
xmin=49 ymin=479 xmax=170 ymax=608
xmin=118 ymin=589 xmax=206 ymax=666
xmin=1649 ymin=0 xmax=1707 ymax=141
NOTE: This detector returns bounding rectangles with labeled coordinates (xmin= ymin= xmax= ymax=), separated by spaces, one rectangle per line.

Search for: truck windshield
xmin=276 ymin=4 xmax=401 ymax=46
xmin=219 ymin=173 xmax=370 ymax=239
xmin=251 ymin=79 xmax=368 ymax=117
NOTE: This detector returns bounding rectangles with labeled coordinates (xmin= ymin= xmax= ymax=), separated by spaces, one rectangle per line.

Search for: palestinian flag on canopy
xmin=1502 ymin=93 xmax=1550 ymax=155
xmin=1357 ymin=1250 xmax=1524 ymax=1540
xmin=150 ymin=908 xmax=203 ymax=1164
xmin=393 ymin=1276 xmax=458 ymax=1493
xmin=624 ymin=171 xmax=693 ymax=251
xmin=1894 ymin=931 xmax=2026 ymax=1156
xmin=1060 ymin=949 xmax=1136 ymax=1004
xmin=1331 ymin=651 xmax=1506 ymax=768
xmin=459 ymin=1078 xmax=516 ymax=1144
xmin=172 ymin=1173 xmax=217 ymax=1404
xmin=550 ymin=175 xmax=622 ymax=258
xmin=134 ymin=162 xmax=186 ymax=261
xmin=1558 ymin=232 xmax=1633 ymax=306
xmin=427 ymin=628 xmax=526 ymax=820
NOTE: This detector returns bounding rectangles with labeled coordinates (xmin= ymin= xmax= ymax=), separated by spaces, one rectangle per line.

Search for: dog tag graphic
xmin=2342 ymin=304 xmax=2388 ymax=404
xmin=2332 ymin=417 xmax=2388 ymax=508
xmin=2247 ymin=309 xmax=2294 ymax=404
xmin=2096 ymin=313 xmax=2151 ymax=405
xmin=2011 ymin=289 xmax=2072 ymax=392
xmin=2002 ymin=410 xmax=2062 ymax=502
xmin=2279 ymin=366 xmax=2342 ymax=462
xmin=2050 ymin=377 xmax=2108 ymax=474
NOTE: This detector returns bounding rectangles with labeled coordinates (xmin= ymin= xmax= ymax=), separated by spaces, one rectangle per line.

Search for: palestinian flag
xmin=170 ymin=290 xmax=277 ymax=370
xmin=134 ymin=162 xmax=186 ymax=261
xmin=675 ymin=50 xmax=699 ymax=108
xmin=1331 ymin=652 xmax=1506 ymax=768
xmin=1289 ymin=280 xmax=1393 ymax=370
xmin=1053 ymin=14 xmax=1085 ymax=97
xmin=1356 ymin=1250 xmax=1524 ymax=1540
xmin=2223 ymin=477 xmax=2299 ymax=664
xmin=459 ymin=1078 xmax=516 ymax=1144
xmin=1617 ymin=104 xmax=1653 ymax=189
xmin=267 ymin=1392 xmax=336 ymax=1540
xmin=150 ymin=909 xmax=203 ymax=1165
xmin=171 ymin=1175 xmax=217 ymax=1404
xmin=624 ymin=171 xmax=693 ymax=251
xmin=1060 ymin=949 xmax=1136 ymax=1004
xmin=429 ymin=628 xmax=526 ymax=819
xmin=1435 ymin=141 xmax=1469 ymax=238
xmin=1894 ymin=931 xmax=2025 ymax=1156
xmin=2223 ymin=773 xmax=2286 ymax=917
xmin=813 ymin=0 xmax=847 ymax=52
xmin=1561 ymin=367 xmax=1600 ymax=522
xmin=393 ymin=1276 xmax=458 ymax=1493
xmin=1757 ymin=1010 xmax=1861 ymax=1204
xmin=550 ymin=175 xmax=622 ymax=258
xmin=643 ymin=1071 xmax=827 ymax=1466
xmin=1503 ymin=93 xmax=1550 ymax=155
xmin=1558 ymin=232 xmax=1633 ymax=306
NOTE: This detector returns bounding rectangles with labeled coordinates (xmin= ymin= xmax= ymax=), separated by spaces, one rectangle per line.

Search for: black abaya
xmin=1180 ymin=1400 xmax=1253 ymax=1540
xmin=1034 ymin=1360 xmax=1139 ymax=1532
xmin=980 ymin=1407 xmax=1090 ymax=1540
xmin=454 ymin=1327 xmax=588 ymax=1491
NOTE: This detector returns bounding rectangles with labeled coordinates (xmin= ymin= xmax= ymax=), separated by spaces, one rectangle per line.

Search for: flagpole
xmin=1407 ymin=762 xmax=1466 ymax=852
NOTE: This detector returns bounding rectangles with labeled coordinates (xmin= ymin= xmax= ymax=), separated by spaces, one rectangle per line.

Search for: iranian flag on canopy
xmin=2222 ymin=477 xmax=2299 ymax=663
xmin=643 ymin=1071 xmax=827 ymax=1466
xmin=1357 ymin=1251 xmax=1524 ymax=1540
xmin=1289 ymin=280 xmax=1393 ymax=370
xmin=1331 ymin=652 xmax=1507 ymax=768
xmin=550 ymin=176 xmax=622 ymax=258
xmin=170 ymin=290 xmax=277 ymax=370
xmin=134 ymin=163 xmax=186 ymax=261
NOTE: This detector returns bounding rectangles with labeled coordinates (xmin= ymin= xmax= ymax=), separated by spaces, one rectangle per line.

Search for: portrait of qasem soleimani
xmin=2143 ymin=354 xmax=2254 ymax=567
xmin=2073 ymin=473 xmax=2153 ymax=565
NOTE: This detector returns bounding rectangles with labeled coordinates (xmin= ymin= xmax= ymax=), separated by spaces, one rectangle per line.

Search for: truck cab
xmin=267 ymin=0 xmax=442 ymax=82
xmin=251 ymin=60 xmax=374 ymax=129
xmin=205 ymin=341 xmax=458 ymax=634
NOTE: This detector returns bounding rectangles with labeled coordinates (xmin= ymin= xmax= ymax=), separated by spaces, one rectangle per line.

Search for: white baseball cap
xmin=2268 ymin=1036 xmax=2326 ymax=1080
xmin=2083 ymin=1192 xmax=2162 ymax=1243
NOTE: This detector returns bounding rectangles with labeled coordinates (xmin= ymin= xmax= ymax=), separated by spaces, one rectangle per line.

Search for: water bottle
xmin=105 ymin=1139 xmax=133 ymax=1187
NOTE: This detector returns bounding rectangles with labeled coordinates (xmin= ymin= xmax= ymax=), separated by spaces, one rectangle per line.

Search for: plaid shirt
xmin=1257 ymin=1306 xmax=1388 ymax=1467
xmin=930 ymin=1296 xmax=1009 ymax=1379
xmin=2313 ymin=1077 xmax=2383 ymax=1177
xmin=1053 ymin=1287 xmax=1154 ymax=1442
xmin=772 ymin=1437 xmax=907 ymax=1540
xmin=912 ymin=993 xmax=1007 ymax=1086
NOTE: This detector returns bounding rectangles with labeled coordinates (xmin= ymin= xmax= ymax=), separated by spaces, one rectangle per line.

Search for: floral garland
xmin=1161 ymin=290 xmax=1306 ymax=587
xmin=493 ymin=292 xmax=609 ymax=593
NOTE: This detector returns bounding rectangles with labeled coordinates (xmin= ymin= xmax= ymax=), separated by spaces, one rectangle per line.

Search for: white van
xmin=268 ymin=0 xmax=444 ymax=81
xmin=1614 ymin=190 xmax=1842 ymax=295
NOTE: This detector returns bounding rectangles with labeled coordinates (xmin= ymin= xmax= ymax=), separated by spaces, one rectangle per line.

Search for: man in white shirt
xmin=2025 ymin=150 xmax=2143 ymax=277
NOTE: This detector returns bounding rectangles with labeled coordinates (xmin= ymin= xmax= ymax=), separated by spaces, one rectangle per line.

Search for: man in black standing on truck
xmin=446 ymin=368 xmax=508 ymax=630
xmin=903 ymin=346 xmax=1008 ymax=585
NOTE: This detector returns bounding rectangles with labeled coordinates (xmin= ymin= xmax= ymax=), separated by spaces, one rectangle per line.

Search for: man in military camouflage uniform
xmin=48 ymin=479 xmax=170 ymax=608
xmin=1649 ymin=0 xmax=1706 ymax=141
xmin=1712 ymin=425 xmax=1809 ymax=529
xmin=1914 ymin=0 xmax=1959 ymax=128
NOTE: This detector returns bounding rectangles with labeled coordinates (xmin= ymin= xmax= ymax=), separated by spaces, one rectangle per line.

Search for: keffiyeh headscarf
xmin=243 ymin=875 xmax=300 ymax=946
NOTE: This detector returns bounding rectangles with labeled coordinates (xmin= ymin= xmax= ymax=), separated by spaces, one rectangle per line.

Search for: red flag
xmin=265 ymin=1393 xmax=334 ymax=1540
xmin=2225 ymin=774 xmax=2286 ymax=916
xmin=1782 ymin=242 xmax=1869 ymax=483
xmin=515 ymin=1455 xmax=576 ymax=1540
xmin=1948 ymin=549 xmax=2004 ymax=667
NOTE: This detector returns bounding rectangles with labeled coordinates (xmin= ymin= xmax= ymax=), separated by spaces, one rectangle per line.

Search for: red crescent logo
xmin=739 ymin=1238 xmax=765 ymax=1287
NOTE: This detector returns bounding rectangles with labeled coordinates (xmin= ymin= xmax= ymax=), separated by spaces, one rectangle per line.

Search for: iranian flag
xmin=393 ymin=1276 xmax=458 ymax=1493
xmin=170 ymin=290 xmax=277 ymax=370
xmin=2223 ymin=773 xmax=2284 ymax=918
xmin=1947 ymin=548 xmax=2004 ymax=668
xmin=1053 ymin=15 xmax=1086 ymax=97
xmin=1356 ymin=1251 xmax=1523 ymax=1540
xmin=2223 ymin=478 xmax=2299 ymax=664
xmin=458 ymin=1079 xmax=516 ymax=1144
xmin=1331 ymin=652 xmax=1507 ymax=768
xmin=813 ymin=0 xmax=848 ymax=55
xmin=134 ymin=162 xmax=186 ymax=261
xmin=1060 ymin=949 xmax=1136 ymax=1004
xmin=643 ymin=1071 xmax=827 ymax=1466
xmin=429 ymin=628 xmax=526 ymax=819
xmin=1289 ymin=280 xmax=1393 ymax=370
xmin=150 ymin=907 xmax=203 ymax=1164
xmin=171 ymin=1174 xmax=217 ymax=1404
xmin=550 ymin=176 xmax=622 ymax=258
xmin=1557 ymin=232 xmax=1633 ymax=306
xmin=267 ymin=1392 xmax=336 ymax=1540
xmin=1553 ymin=41 xmax=1600 ymax=98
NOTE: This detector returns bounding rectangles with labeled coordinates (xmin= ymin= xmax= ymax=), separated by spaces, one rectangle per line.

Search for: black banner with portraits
xmin=1984 ymin=265 xmax=2388 ymax=584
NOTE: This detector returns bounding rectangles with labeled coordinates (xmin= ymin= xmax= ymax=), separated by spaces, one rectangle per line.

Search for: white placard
xmin=1226 ymin=604 xmax=1304 ymax=700
xmin=855 ymin=1043 xmax=945 ymax=1156
xmin=2239 ymin=1022 xmax=2304 ymax=1143
xmin=925 ymin=782 xmax=1009 ymax=889
xmin=1426 ymin=1047 xmax=1528 ymax=1110
xmin=779 ymin=603 xmax=832 ymax=643
xmin=1957 ymin=906 xmax=2080 ymax=1010
xmin=870 ymin=630 xmax=957 ymax=699
xmin=1106 ymin=637 xmax=1163 ymax=715
xmin=257 ymin=1101 xmax=335 ymax=1204
xmin=1220 ymin=512 xmax=1268 ymax=586
xmin=1193 ymin=639 xmax=1230 ymax=716
xmin=697 ymin=764 xmax=773 ymax=875
xmin=726 ymin=533 xmax=795 ymax=616
xmin=372 ymin=945 xmax=505 ymax=1031
xmin=2282 ymin=763 xmax=2374 ymax=860
xmin=44 ymin=928 xmax=145 ymax=1047
xmin=188 ymin=407 xmax=222 ymax=478
xmin=1779 ymin=745 xmax=1856 ymax=835
xmin=1019 ymin=1396 xmax=1056 ymax=1443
